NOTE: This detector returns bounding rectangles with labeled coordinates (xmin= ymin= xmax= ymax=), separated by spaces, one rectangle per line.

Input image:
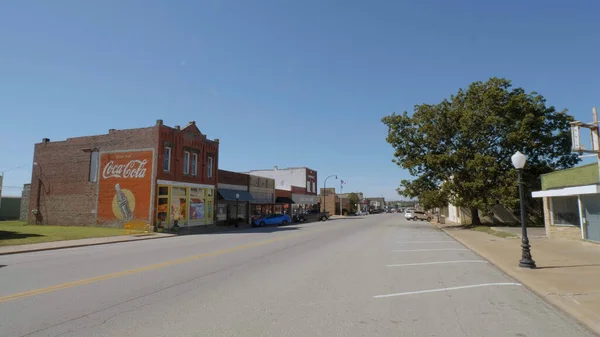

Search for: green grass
xmin=471 ymin=226 xmax=518 ymax=238
xmin=0 ymin=221 xmax=125 ymax=247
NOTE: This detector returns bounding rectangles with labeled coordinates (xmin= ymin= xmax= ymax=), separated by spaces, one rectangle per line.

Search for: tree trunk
xmin=470 ymin=207 xmax=481 ymax=226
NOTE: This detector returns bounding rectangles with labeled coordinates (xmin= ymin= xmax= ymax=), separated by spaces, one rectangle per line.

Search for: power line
xmin=0 ymin=164 xmax=29 ymax=173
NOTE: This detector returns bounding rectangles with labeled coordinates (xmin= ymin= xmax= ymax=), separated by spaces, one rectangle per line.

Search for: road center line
xmin=393 ymin=248 xmax=468 ymax=252
xmin=386 ymin=260 xmax=487 ymax=267
xmin=373 ymin=283 xmax=522 ymax=298
xmin=0 ymin=227 xmax=326 ymax=304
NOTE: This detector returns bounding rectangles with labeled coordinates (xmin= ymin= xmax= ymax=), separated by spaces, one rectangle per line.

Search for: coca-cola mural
xmin=98 ymin=150 xmax=153 ymax=224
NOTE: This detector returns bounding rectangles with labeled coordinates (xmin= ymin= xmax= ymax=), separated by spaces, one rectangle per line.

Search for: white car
xmin=405 ymin=210 xmax=432 ymax=221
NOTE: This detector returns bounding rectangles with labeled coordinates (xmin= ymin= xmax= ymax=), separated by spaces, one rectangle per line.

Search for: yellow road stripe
xmin=0 ymin=229 xmax=316 ymax=303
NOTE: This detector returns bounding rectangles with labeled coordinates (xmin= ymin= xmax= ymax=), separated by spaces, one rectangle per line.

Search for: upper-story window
xmin=312 ymin=182 xmax=316 ymax=193
xmin=164 ymin=146 xmax=171 ymax=172
xmin=183 ymin=151 xmax=190 ymax=174
xmin=207 ymin=156 xmax=213 ymax=178
xmin=191 ymin=153 xmax=198 ymax=176
xmin=306 ymin=181 xmax=310 ymax=192
xmin=89 ymin=150 xmax=99 ymax=182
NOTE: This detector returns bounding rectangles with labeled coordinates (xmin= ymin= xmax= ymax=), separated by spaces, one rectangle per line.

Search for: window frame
xmin=89 ymin=150 xmax=99 ymax=182
xmin=183 ymin=151 xmax=190 ymax=175
xmin=164 ymin=146 xmax=172 ymax=172
xmin=191 ymin=153 xmax=198 ymax=176
xmin=207 ymin=156 xmax=213 ymax=178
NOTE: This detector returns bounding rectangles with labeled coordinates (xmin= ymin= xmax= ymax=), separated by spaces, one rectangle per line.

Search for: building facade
xmin=247 ymin=167 xmax=319 ymax=214
xmin=319 ymin=188 xmax=336 ymax=215
xmin=217 ymin=169 xmax=253 ymax=225
xmin=248 ymin=174 xmax=275 ymax=223
xmin=28 ymin=120 xmax=219 ymax=229
xmin=532 ymin=162 xmax=600 ymax=242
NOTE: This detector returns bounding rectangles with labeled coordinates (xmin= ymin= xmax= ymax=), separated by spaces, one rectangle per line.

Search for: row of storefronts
xmin=27 ymin=120 xmax=320 ymax=229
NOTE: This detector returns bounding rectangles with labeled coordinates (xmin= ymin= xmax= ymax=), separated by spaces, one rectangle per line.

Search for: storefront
xmin=216 ymin=189 xmax=253 ymax=225
xmin=249 ymin=175 xmax=275 ymax=223
xmin=275 ymin=189 xmax=295 ymax=216
xmin=155 ymin=180 xmax=215 ymax=229
xmin=291 ymin=193 xmax=318 ymax=215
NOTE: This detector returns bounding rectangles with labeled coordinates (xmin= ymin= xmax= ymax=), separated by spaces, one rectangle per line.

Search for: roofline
xmin=540 ymin=162 xmax=597 ymax=177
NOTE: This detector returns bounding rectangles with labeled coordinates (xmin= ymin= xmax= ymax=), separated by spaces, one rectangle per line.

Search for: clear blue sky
xmin=1 ymin=0 xmax=599 ymax=199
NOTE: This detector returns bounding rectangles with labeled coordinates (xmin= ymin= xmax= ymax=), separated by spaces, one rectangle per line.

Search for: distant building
xmin=247 ymin=166 xmax=318 ymax=214
xmin=366 ymin=197 xmax=386 ymax=210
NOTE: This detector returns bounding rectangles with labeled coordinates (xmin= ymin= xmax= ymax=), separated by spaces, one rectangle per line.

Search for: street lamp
xmin=323 ymin=174 xmax=337 ymax=214
xmin=511 ymin=151 xmax=536 ymax=269
xmin=235 ymin=193 xmax=240 ymax=228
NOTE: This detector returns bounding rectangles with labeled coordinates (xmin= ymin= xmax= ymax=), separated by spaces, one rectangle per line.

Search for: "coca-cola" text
xmin=103 ymin=160 xmax=148 ymax=179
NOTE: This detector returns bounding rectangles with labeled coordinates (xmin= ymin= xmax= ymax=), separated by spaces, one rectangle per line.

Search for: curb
xmin=0 ymin=234 xmax=173 ymax=256
xmin=429 ymin=222 xmax=600 ymax=336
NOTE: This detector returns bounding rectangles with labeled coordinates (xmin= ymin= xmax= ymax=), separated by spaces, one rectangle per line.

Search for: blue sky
xmin=1 ymin=0 xmax=599 ymax=199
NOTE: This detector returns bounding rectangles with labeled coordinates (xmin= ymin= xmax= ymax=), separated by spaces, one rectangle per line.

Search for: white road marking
xmin=373 ymin=283 xmax=522 ymax=298
xmin=396 ymin=241 xmax=456 ymax=243
xmin=386 ymin=260 xmax=487 ymax=267
xmin=393 ymin=248 xmax=468 ymax=252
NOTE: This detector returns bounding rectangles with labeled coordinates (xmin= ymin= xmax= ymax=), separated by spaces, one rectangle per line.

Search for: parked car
xmin=253 ymin=214 xmax=291 ymax=227
xmin=294 ymin=209 xmax=330 ymax=222
xmin=355 ymin=210 xmax=369 ymax=216
xmin=404 ymin=210 xmax=432 ymax=221
xmin=369 ymin=208 xmax=384 ymax=214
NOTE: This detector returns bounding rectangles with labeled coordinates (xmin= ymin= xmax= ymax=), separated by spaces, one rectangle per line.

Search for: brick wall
xmin=19 ymin=184 xmax=31 ymax=220
xmin=305 ymin=168 xmax=317 ymax=195
xmin=319 ymin=188 xmax=336 ymax=215
xmin=275 ymin=189 xmax=292 ymax=198
xmin=156 ymin=122 xmax=219 ymax=186
xmin=219 ymin=169 xmax=249 ymax=186
xmin=28 ymin=126 xmax=157 ymax=226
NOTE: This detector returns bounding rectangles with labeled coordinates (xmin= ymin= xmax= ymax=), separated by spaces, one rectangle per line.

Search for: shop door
xmin=582 ymin=194 xmax=600 ymax=242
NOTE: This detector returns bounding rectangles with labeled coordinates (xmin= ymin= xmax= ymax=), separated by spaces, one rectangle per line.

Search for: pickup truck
xmin=293 ymin=209 xmax=330 ymax=222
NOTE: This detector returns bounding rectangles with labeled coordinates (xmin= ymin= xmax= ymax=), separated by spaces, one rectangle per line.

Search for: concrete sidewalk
xmin=0 ymin=233 xmax=176 ymax=256
xmin=433 ymin=221 xmax=600 ymax=335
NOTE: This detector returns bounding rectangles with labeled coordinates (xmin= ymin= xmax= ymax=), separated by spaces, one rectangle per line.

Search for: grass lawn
xmin=471 ymin=226 xmax=518 ymax=239
xmin=0 ymin=221 xmax=125 ymax=247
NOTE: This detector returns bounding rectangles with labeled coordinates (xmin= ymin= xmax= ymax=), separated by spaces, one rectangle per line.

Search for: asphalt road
xmin=0 ymin=215 xmax=595 ymax=337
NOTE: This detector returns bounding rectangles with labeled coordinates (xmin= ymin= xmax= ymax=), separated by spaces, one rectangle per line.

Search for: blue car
xmin=253 ymin=214 xmax=291 ymax=227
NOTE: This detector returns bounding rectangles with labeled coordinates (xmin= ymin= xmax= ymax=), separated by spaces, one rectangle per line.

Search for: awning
xmin=218 ymin=189 xmax=254 ymax=202
xmin=276 ymin=197 xmax=295 ymax=204
xmin=531 ymin=184 xmax=600 ymax=198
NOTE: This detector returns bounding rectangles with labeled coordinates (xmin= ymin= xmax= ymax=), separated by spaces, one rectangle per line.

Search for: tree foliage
xmin=383 ymin=77 xmax=579 ymax=225
xmin=347 ymin=193 xmax=360 ymax=213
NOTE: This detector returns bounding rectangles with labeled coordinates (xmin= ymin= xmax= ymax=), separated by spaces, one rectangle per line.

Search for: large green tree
xmin=347 ymin=193 xmax=360 ymax=213
xmin=382 ymin=77 xmax=579 ymax=225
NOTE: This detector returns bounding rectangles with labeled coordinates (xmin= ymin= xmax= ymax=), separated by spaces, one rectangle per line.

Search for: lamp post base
xmin=519 ymin=241 xmax=536 ymax=269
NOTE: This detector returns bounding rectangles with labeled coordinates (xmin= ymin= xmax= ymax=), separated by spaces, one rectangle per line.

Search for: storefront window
xmin=157 ymin=198 xmax=169 ymax=225
xmin=158 ymin=186 xmax=169 ymax=196
xmin=552 ymin=197 xmax=579 ymax=226
xmin=274 ymin=205 xmax=283 ymax=214
xmin=171 ymin=187 xmax=188 ymax=224
xmin=217 ymin=204 xmax=227 ymax=221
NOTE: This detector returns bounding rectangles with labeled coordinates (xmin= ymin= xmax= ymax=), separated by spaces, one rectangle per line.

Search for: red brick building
xmin=29 ymin=120 xmax=219 ymax=229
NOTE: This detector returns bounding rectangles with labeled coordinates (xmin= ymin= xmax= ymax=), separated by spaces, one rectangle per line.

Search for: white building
xmin=247 ymin=166 xmax=319 ymax=208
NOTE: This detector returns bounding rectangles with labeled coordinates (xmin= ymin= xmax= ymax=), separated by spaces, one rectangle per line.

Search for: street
xmin=0 ymin=215 xmax=594 ymax=337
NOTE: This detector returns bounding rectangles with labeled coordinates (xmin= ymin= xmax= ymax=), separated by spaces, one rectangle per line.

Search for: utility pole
xmin=339 ymin=180 xmax=343 ymax=215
